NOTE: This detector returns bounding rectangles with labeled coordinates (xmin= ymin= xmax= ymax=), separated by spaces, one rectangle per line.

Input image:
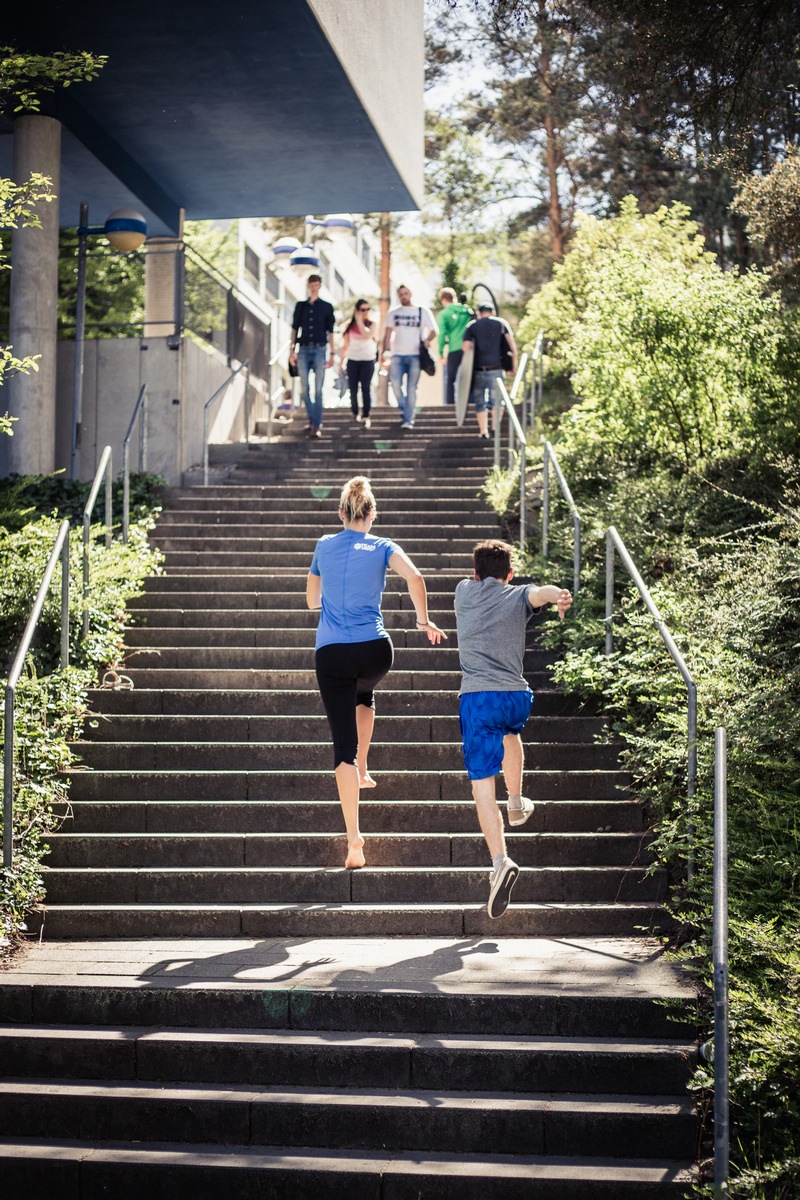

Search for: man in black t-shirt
xmin=462 ymin=304 xmax=517 ymax=440
xmin=290 ymin=274 xmax=335 ymax=437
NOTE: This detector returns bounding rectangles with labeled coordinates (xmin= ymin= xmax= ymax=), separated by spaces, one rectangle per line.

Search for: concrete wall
xmin=55 ymin=336 xmax=252 ymax=486
xmin=309 ymin=0 xmax=425 ymax=209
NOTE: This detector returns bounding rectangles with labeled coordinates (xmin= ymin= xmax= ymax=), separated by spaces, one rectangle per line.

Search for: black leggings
xmin=315 ymin=637 xmax=394 ymax=768
xmin=347 ymin=359 xmax=374 ymax=417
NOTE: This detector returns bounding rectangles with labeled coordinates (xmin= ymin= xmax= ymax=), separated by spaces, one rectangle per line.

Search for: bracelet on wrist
xmin=416 ymin=619 xmax=429 ymax=627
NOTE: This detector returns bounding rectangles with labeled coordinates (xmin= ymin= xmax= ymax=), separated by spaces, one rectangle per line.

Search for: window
xmin=265 ymin=267 xmax=280 ymax=301
xmin=361 ymin=241 xmax=371 ymax=272
xmin=243 ymin=244 xmax=260 ymax=288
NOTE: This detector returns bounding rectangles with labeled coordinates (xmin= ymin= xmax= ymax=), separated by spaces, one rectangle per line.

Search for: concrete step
xmin=40 ymin=865 xmax=666 ymax=906
xmin=86 ymin=687 xmax=590 ymax=717
xmin=0 ymin=1138 xmax=696 ymax=1197
xmin=154 ymin=507 xmax=495 ymax=525
xmin=66 ymin=768 xmax=633 ymax=802
xmin=45 ymin=831 xmax=651 ymax=870
xmin=81 ymin=714 xmax=609 ymax=744
xmin=60 ymin=798 xmax=644 ymax=835
xmin=150 ymin=525 xmax=486 ymax=544
xmin=71 ymin=740 xmax=622 ymax=773
xmin=0 ymin=1024 xmax=695 ymax=1094
xmin=103 ymin=669 xmax=557 ymax=692
xmin=153 ymin=551 xmax=483 ymax=569
xmin=0 ymin=1078 xmax=696 ymax=1159
xmin=119 ymin=645 xmax=553 ymax=670
xmin=125 ymin=611 xmax=462 ymax=632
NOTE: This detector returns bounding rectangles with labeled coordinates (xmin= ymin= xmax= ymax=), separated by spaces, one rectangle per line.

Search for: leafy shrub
xmin=0 ymin=476 xmax=162 ymax=951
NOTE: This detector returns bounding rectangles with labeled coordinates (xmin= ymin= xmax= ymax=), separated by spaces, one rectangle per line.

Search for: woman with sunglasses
xmin=340 ymin=299 xmax=377 ymax=428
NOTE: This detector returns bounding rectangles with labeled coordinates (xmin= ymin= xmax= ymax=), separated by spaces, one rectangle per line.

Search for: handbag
xmin=288 ymin=359 xmax=299 ymax=378
xmin=418 ymin=309 xmax=436 ymax=376
xmin=500 ymin=328 xmax=514 ymax=373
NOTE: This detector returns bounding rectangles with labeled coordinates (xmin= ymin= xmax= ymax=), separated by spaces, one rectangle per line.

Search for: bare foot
xmin=345 ymin=837 xmax=366 ymax=870
xmin=358 ymin=771 xmax=377 ymax=789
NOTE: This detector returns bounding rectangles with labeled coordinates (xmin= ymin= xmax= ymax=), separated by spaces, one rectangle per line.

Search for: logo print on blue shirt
xmin=353 ymin=542 xmax=376 ymax=551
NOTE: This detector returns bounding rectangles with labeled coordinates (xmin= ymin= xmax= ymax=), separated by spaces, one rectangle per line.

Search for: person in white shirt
xmin=380 ymin=284 xmax=437 ymax=429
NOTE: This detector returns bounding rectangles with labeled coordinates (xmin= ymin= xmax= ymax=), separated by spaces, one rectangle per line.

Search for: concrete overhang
xmin=2 ymin=0 xmax=424 ymax=235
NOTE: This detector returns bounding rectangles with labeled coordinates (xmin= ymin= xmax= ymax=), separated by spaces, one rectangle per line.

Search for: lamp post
xmin=470 ymin=281 xmax=500 ymax=316
xmin=270 ymin=215 xmax=355 ymax=279
xmin=70 ymin=204 xmax=147 ymax=479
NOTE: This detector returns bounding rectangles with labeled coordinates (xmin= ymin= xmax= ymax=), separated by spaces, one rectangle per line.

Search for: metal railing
xmin=526 ymin=329 xmax=543 ymax=436
xmin=495 ymin=377 xmax=529 ymax=550
xmin=541 ymin=441 xmax=582 ymax=596
xmin=264 ymin=339 xmax=291 ymax=442
xmin=605 ymin=526 xmax=698 ymax=833
xmin=82 ymin=447 xmax=113 ymax=639
xmin=203 ymin=360 xmax=250 ymax=486
xmin=504 ymin=352 xmax=530 ymax=470
xmin=3 ymin=520 xmax=71 ymax=870
xmin=122 ymin=385 xmax=147 ymax=543
xmin=713 ymin=726 xmax=730 ymax=1196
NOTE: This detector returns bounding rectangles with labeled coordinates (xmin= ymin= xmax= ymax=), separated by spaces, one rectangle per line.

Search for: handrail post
xmin=123 ymin=385 xmax=147 ymax=543
xmin=713 ymin=726 xmax=729 ymax=1197
xmin=61 ymin=532 xmax=70 ymax=669
xmin=542 ymin=443 xmax=550 ymax=561
xmin=203 ymin=403 xmax=210 ymax=487
xmin=3 ymin=520 xmax=71 ymax=871
xmin=573 ymin=512 xmax=581 ymax=597
xmin=244 ymin=362 xmax=252 ymax=446
xmin=83 ymin=446 xmax=112 ymax=639
xmin=519 ymin=441 xmax=526 ymax=549
xmin=605 ymin=528 xmax=614 ymax=655
xmin=3 ymin=687 xmax=14 ymax=871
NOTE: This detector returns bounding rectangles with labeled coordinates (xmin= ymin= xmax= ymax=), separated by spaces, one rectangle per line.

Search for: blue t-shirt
xmin=309 ymin=529 xmax=400 ymax=649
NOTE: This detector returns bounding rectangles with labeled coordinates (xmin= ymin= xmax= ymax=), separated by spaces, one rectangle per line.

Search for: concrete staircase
xmin=0 ymin=406 xmax=698 ymax=1195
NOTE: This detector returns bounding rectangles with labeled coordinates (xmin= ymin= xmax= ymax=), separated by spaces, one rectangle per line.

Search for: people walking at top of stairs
xmin=290 ymin=273 xmax=335 ymax=439
xmin=461 ymin=303 xmax=517 ymax=440
xmin=454 ymin=539 xmax=572 ymax=918
xmin=306 ymin=475 xmax=446 ymax=869
xmin=437 ymin=287 xmax=473 ymax=407
xmin=381 ymin=284 xmax=437 ymax=430
xmin=340 ymin=299 xmax=377 ymax=428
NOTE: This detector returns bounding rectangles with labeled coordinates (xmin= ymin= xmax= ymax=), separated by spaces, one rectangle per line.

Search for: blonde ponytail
xmin=339 ymin=475 xmax=375 ymax=523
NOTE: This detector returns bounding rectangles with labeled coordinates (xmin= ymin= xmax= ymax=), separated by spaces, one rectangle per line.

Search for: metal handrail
xmin=713 ymin=726 xmax=729 ymax=1195
xmin=605 ymin=525 xmax=697 ymax=823
xmin=495 ymin=376 xmax=528 ymax=550
xmin=203 ymin=360 xmax=250 ymax=486
xmin=3 ymin=520 xmax=71 ymax=870
xmin=270 ymin=338 xmax=291 ymax=368
xmin=528 ymin=330 xmax=543 ymax=436
xmin=542 ymin=441 xmax=581 ymax=596
xmin=122 ymin=385 xmax=147 ymax=544
xmin=507 ymin=352 xmax=529 ymax=470
xmin=82 ymin=446 xmax=113 ymax=639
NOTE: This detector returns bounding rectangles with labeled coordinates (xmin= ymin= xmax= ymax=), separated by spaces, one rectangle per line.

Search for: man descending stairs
xmin=0 ymin=407 xmax=699 ymax=1196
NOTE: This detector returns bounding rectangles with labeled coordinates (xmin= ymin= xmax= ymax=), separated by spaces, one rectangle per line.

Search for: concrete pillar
xmin=3 ymin=115 xmax=61 ymax=476
xmin=144 ymin=237 xmax=182 ymax=338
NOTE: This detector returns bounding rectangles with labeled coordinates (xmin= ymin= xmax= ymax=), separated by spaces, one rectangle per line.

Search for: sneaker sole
xmin=487 ymin=863 xmax=520 ymax=919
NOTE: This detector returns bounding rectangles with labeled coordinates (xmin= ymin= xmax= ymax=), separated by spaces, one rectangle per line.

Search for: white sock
xmin=492 ymin=854 xmax=506 ymax=873
xmin=507 ymin=795 xmax=523 ymax=809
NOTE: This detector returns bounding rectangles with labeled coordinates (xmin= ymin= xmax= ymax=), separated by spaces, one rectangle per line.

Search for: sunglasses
xmin=357 ymin=306 xmax=370 ymax=312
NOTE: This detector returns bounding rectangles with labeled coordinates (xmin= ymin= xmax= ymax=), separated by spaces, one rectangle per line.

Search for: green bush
xmin=510 ymin=199 xmax=800 ymax=1197
xmin=0 ymin=476 xmax=162 ymax=951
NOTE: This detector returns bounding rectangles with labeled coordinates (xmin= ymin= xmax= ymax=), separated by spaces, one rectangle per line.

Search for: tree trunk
xmin=377 ymin=212 xmax=391 ymax=407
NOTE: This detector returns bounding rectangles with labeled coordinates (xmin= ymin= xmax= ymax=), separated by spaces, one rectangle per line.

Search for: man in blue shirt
xmin=290 ymin=274 xmax=335 ymax=438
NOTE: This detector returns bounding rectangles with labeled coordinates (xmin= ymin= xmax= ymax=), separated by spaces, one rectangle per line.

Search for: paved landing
xmin=3 ymin=936 xmax=694 ymax=997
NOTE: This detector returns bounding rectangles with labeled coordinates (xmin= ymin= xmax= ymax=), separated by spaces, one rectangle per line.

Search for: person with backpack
xmin=380 ymin=284 xmax=437 ymax=430
xmin=461 ymin=303 xmax=517 ymax=439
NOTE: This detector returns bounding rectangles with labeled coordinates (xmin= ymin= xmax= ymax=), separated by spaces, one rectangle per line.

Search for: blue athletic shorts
xmin=459 ymin=689 xmax=534 ymax=781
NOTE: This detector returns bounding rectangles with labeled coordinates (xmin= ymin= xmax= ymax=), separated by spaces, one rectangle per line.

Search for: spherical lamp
xmin=104 ymin=209 xmax=147 ymax=251
xmin=272 ymin=235 xmax=302 ymax=264
xmin=322 ymin=213 xmax=355 ymax=240
xmin=290 ymin=244 xmax=321 ymax=277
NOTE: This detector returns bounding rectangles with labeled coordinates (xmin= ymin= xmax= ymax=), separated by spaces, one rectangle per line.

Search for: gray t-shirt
xmin=454 ymin=577 xmax=541 ymax=694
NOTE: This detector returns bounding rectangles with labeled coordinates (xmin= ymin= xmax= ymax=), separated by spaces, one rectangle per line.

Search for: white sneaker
xmin=355 ymin=414 xmax=363 ymax=422
xmin=507 ymin=796 xmax=535 ymax=827
xmin=364 ymin=417 xmax=371 ymax=429
xmin=487 ymin=857 xmax=520 ymax=919
xmin=401 ymin=421 xmax=414 ymax=430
